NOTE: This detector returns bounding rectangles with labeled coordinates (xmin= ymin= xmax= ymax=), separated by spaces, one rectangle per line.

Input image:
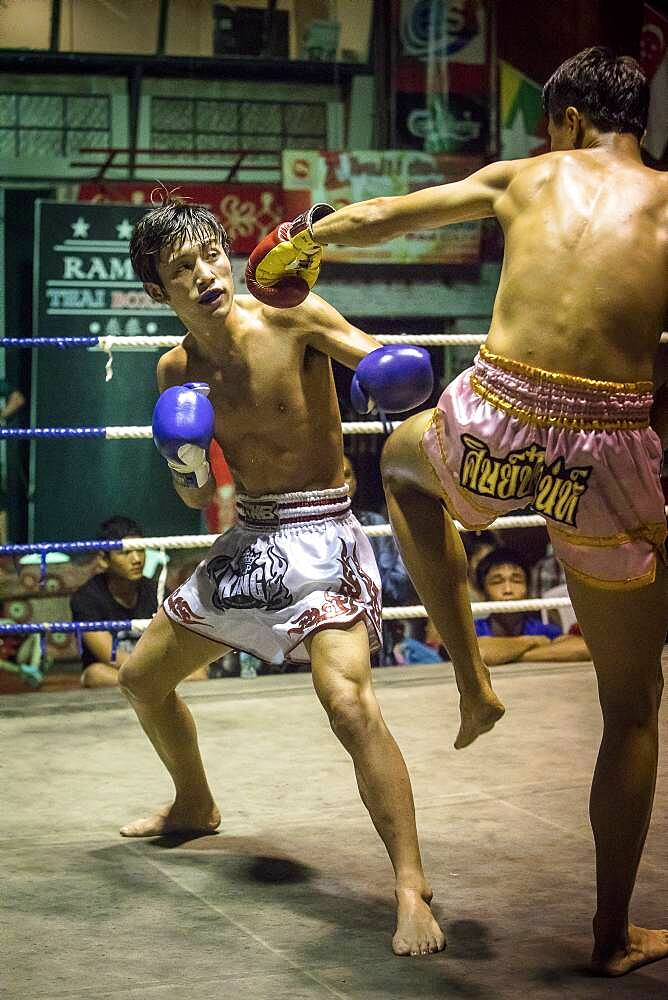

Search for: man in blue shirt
xmin=474 ymin=547 xmax=590 ymax=666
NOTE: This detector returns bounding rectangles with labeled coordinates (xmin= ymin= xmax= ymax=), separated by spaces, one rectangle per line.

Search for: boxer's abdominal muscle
xmin=193 ymin=342 xmax=345 ymax=496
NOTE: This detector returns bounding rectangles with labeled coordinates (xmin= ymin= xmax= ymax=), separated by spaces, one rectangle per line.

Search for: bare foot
xmin=120 ymin=800 xmax=221 ymax=838
xmin=392 ymin=885 xmax=446 ymax=957
xmin=591 ymin=924 xmax=668 ymax=976
xmin=454 ymin=688 xmax=505 ymax=750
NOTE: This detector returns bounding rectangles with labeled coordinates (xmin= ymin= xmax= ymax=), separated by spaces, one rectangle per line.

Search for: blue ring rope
xmin=1 ymin=337 xmax=101 ymax=348
xmin=0 ymin=427 xmax=107 ymax=439
xmin=0 ymin=620 xmax=133 ymax=635
xmin=1 ymin=540 xmax=123 ymax=556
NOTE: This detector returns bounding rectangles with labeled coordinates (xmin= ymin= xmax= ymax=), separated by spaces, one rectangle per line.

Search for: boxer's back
xmin=486 ymin=149 xmax=668 ymax=383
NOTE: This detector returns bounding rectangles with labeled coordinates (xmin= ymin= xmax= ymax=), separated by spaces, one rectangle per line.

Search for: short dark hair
xmin=542 ymin=46 xmax=649 ymax=140
xmin=129 ymin=193 xmax=231 ymax=289
xmin=476 ymin=546 xmax=528 ymax=595
xmin=463 ymin=529 xmax=500 ymax=561
xmin=96 ymin=516 xmax=143 ymax=544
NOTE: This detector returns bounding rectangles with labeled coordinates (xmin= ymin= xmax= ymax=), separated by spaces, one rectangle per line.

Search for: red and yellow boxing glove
xmin=245 ymin=203 xmax=334 ymax=308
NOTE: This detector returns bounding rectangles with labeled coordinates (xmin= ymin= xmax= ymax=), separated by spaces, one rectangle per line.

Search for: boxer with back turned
xmin=117 ymin=196 xmax=444 ymax=957
xmin=248 ymin=47 xmax=668 ymax=977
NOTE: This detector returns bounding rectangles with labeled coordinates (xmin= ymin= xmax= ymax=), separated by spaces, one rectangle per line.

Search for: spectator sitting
xmin=393 ymin=617 xmax=442 ymax=665
xmin=463 ymin=529 xmax=501 ymax=602
xmin=0 ymin=381 xmax=26 ymax=426
xmin=70 ymin=516 xmax=207 ymax=688
xmin=343 ymin=453 xmax=414 ymax=663
xmin=0 ymin=624 xmax=47 ymax=687
xmin=474 ymin=547 xmax=590 ymax=666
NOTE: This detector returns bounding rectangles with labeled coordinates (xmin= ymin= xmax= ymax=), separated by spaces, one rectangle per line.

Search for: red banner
xmin=75 ymin=182 xmax=284 ymax=254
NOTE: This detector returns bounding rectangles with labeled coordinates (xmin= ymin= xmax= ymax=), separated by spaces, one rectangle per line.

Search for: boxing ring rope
xmin=0 ymin=513 xmax=553 ymax=558
xmin=0 ymin=590 xmax=576 ymax=684
xmin=0 ymin=508 xmax=582 ymax=651
xmin=1 ymin=334 xmax=490 ymax=349
xmin=0 ymin=596 xmax=574 ymax=637
xmin=4 ymin=332 xmax=667 ymax=385
xmin=5 ymin=333 xmax=668 ymax=349
xmin=0 ymin=422 xmax=402 ymax=440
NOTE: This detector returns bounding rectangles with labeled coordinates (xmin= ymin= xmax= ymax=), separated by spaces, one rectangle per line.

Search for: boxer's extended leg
xmin=564 ymin=561 xmax=668 ymax=976
xmin=306 ymin=620 xmax=445 ymax=957
xmin=381 ymin=412 xmax=504 ymax=748
xmin=117 ymin=608 xmax=227 ymax=837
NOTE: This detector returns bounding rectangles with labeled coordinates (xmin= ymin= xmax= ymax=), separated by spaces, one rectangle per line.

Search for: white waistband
xmin=236 ymin=486 xmax=351 ymax=528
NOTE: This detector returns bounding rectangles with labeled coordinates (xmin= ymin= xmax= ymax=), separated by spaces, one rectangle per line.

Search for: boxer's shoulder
xmin=157 ymin=343 xmax=188 ymax=391
xmin=235 ymin=290 xmax=322 ymax=338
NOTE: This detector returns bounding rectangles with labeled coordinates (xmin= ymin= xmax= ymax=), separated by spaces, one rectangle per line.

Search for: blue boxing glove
xmin=351 ymin=346 xmax=434 ymax=414
xmin=152 ymin=382 xmax=215 ymax=489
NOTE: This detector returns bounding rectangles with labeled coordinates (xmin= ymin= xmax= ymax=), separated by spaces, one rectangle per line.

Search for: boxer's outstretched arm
xmin=312 ymin=159 xmax=526 ymax=247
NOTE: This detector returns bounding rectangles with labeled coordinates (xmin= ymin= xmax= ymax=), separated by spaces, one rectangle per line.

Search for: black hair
xmin=96 ymin=516 xmax=143 ymax=544
xmin=542 ymin=46 xmax=649 ymax=140
xmin=129 ymin=190 xmax=231 ymax=289
xmin=463 ymin=528 xmax=500 ymax=561
xmin=475 ymin=546 xmax=529 ymax=595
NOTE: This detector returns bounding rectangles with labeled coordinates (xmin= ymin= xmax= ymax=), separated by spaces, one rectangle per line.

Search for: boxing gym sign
xmin=34 ymin=200 xmax=183 ymax=341
xmin=31 ymin=200 xmax=199 ymax=544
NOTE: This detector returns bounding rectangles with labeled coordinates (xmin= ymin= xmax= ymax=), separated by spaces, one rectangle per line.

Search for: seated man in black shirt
xmin=70 ymin=516 xmax=209 ymax=688
xmin=70 ymin=517 xmax=160 ymax=688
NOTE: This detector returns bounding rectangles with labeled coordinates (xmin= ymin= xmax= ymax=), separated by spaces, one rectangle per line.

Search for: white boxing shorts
xmin=163 ymin=486 xmax=383 ymax=664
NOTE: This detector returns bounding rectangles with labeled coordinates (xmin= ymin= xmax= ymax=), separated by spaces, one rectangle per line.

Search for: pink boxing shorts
xmin=163 ymin=486 xmax=382 ymax=663
xmin=421 ymin=345 xmax=667 ymax=589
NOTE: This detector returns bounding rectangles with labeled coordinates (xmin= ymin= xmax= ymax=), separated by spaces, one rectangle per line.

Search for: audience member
xmin=0 ymin=381 xmax=26 ymax=426
xmin=70 ymin=516 xmax=207 ymax=688
xmin=474 ymin=547 xmax=590 ymax=666
xmin=0 ymin=624 xmax=45 ymax=686
xmin=392 ymin=617 xmax=442 ymax=665
xmin=463 ymin=529 xmax=500 ymax=602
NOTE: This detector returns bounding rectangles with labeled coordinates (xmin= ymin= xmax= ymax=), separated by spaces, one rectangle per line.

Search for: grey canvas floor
xmin=2 ymin=660 xmax=667 ymax=1000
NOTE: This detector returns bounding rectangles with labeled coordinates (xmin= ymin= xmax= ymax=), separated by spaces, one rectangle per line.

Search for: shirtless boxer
xmin=118 ymin=196 xmax=443 ymax=957
xmin=247 ymin=48 xmax=668 ymax=976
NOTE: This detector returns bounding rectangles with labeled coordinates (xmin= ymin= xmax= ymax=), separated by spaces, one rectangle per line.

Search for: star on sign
xmin=71 ymin=216 xmax=90 ymax=238
xmin=116 ymin=218 xmax=134 ymax=241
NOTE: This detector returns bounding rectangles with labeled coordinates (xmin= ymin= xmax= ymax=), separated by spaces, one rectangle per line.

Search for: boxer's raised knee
xmin=382 ymin=411 xmax=434 ymax=495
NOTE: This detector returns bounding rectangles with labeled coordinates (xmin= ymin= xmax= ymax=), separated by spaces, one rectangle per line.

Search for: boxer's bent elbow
xmin=175 ymin=482 xmax=216 ymax=509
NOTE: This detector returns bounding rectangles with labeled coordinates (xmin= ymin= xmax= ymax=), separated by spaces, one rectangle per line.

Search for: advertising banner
xmin=640 ymin=4 xmax=668 ymax=160
xmin=76 ymin=182 xmax=284 ymax=254
xmin=395 ymin=0 xmax=489 ymax=154
xmin=283 ymin=150 xmax=482 ymax=265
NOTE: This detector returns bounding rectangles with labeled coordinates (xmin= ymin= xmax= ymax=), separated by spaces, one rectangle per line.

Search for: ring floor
xmin=2 ymin=659 xmax=667 ymax=1000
